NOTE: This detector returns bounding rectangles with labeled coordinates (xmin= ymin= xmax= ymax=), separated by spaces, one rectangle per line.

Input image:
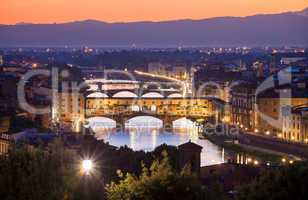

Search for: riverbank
xmin=204 ymin=134 xmax=286 ymax=163
xmin=238 ymin=133 xmax=308 ymax=160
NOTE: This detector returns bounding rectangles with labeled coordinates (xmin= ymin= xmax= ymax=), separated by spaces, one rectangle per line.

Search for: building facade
xmin=256 ymin=96 xmax=308 ymax=139
xmin=282 ymin=106 xmax=308 ymax=143
xmin=230 ymin=84 xmax=257 ymax=131
xmin=0 ymin=134 xmax=12 ymax=155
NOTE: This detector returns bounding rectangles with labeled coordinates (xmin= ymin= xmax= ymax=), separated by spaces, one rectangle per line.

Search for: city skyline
xmin=1 ymin=0 xmax=308 ymax=24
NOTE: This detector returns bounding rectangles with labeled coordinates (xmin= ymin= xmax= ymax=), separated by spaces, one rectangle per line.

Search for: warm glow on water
xmin=87 ymin=116 xmax=226 ymax=166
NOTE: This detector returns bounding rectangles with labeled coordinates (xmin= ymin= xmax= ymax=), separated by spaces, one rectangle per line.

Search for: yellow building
xmin=85 ymin=98 xmax=213 ymax=119
xmin=54 ymin=90 xmax=85 ymax=133
xmin=0 ymin=134 xmax=11 ymax=155
xmin=282 ymin=106 xmax=308 ymax=143
xmin=256 ymin=96 xmax=308 ymax=137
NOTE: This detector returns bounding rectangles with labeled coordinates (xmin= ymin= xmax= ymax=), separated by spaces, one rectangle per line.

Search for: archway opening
xmin=87 ymin=92 xmax=109 ymax=98
xmin=168 ymin=93 xmax=182 ymax=98
xmin=86 ymin=117 xmax=116 ymax=131
xmin=126 ymin=116 xmax=163 ymax=129
xmin=141 ymin=92 xmax=164 ymax=98
xmin=173 ymin=117 xmax=195 ymax=129
xmin=113 ymin=91 xmax=138 ymax=98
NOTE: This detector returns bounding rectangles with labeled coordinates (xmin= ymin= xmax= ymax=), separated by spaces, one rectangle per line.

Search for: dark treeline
xmin=1 ymin=136 xmax=308 ymax=200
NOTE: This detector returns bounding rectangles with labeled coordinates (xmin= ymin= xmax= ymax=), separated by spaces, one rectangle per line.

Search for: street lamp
xmin=82 ymin=159 xmax=93 ymax=175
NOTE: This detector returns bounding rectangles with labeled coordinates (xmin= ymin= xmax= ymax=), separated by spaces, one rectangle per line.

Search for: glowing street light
xmin=82 ymin=159 xmax=93 ymax=175
xmin=281 ymin=158 xmax=287 ymax=163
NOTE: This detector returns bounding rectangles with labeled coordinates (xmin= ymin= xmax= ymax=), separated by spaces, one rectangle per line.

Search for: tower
xmin=178 ymin=141 xmax=203 ymax=174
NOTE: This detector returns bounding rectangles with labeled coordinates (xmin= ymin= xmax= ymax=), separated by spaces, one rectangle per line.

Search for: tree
xmin=0 ymin=140 xmax=79 ymax=200
xmin=106 ymin=152 xmax=208 ymax=200
xmin=236 ymin=161 xmax=308 ymax=200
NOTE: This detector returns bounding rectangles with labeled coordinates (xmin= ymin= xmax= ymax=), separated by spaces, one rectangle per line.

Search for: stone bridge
xmin=84 ymin=97 xmax=216 ymax=128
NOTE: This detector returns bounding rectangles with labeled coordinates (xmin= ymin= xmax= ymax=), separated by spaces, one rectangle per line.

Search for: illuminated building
xmin=230 ymin=83 xmax=257 ymax=130
xmin=282 ymin=106 xmax=308 ymax=143
xmin=55 ymin=87 xmax=216 ymax=132
xmin=0 ymin=134 xmax=12 ymax=155
xmin=256 ymin=89 xmax=308 ymax=137
xmin=0 ymin=55 xmax=3 ymax=66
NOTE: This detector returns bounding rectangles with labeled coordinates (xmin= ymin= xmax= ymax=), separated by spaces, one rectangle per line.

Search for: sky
xmin=1 ymin=0 xmax=307 ymax=24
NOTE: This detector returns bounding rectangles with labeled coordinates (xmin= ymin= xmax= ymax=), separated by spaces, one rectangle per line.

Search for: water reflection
xmin=89 ymin=117 xmax=226 ymax=166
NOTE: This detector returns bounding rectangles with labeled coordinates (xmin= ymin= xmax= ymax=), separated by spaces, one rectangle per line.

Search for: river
xmin=87 ymin=116 xmax=228 ymax=166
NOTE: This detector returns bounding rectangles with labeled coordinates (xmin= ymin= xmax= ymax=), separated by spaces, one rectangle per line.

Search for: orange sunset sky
xmin=1 ymin=0 xmax=307 ymax=24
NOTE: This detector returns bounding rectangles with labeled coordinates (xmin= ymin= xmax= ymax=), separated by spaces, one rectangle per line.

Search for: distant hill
xmin=296 ymin=7 xmax=308 ymax=17
xmin=0 ymin=8 xmax=308 ymax=47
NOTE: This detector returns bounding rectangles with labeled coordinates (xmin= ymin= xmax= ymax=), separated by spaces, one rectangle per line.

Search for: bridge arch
xmin=87 ymin=92 xmax=109 ymax=98
xmin=167 ymin=93 xmax=182 ymax=98
xmin=113 ymin=91 xmax=138 ymax=98
xmin=126 ymin=116 xmax=163 ymax=128
xmin=173 ymin=117 xmax=195 ymax=128
xmin=141 ymin=92 xmax=164 ymax=98
xmin=86 ymin=117 xmax=117 ymax=129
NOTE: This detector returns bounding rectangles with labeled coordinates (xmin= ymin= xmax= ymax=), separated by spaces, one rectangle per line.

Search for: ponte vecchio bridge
xmin=57 ymin=78 xmax=222 ymax=132
xmin=83 ymin=79 xmax=218 ymax=128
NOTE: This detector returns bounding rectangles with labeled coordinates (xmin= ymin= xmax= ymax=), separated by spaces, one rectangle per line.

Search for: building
xmin=148 ymin=62 xmax=168 ymax=75
xmin=147 ymin=62 xmax=188 ymax=80
xmin=280 ymin=57 xmax=306 ymax=65
xmin=0 ymin=134 xmax=12 ymax=155
xmin=282 ymin=106 xmax=308 ymax=143
xmin=54 ymin=88 xmax=86 ymax=133
xmin=230 ymin=83 xmax=257 ymax=131
xmin=178 ymin=141 xmax=202 ymax=174
xmin=0 ymin=74 xmax=19 ymax=114
xmin=0 ymin=55 xmax=3 ymax=66
xmin=256 ymin=88 xmax=308 ymax=137
xmin=172 ymin=65 xmax=188 ymax=80
xmin=85 ymin=97 xmax=213 ymax=120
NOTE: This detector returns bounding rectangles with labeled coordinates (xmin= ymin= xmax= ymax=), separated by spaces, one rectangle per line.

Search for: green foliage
xmin=105 ymin=152 xmax=207 ymax=200
xmin=0 ymin=140 xmax=79 ymax=200
xmin=236 ymin=162 xmax=308 ymax=200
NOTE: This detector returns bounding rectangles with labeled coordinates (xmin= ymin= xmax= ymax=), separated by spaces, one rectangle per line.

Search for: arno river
xmin=88 ymin=116 xmax=227 ymax=166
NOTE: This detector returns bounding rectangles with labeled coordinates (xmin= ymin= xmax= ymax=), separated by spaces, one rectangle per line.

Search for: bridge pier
xmin=162 ymin=116 xmax=174 ymax=130
xmin=115 ymin=117 xmax=126 ymax=132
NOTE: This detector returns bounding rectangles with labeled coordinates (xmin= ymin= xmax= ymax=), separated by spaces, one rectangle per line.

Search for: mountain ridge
xmin=0 ymin=8 xmax=308 ymax=47
xmin=5 ymin=7 xmax=308 ymax=26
